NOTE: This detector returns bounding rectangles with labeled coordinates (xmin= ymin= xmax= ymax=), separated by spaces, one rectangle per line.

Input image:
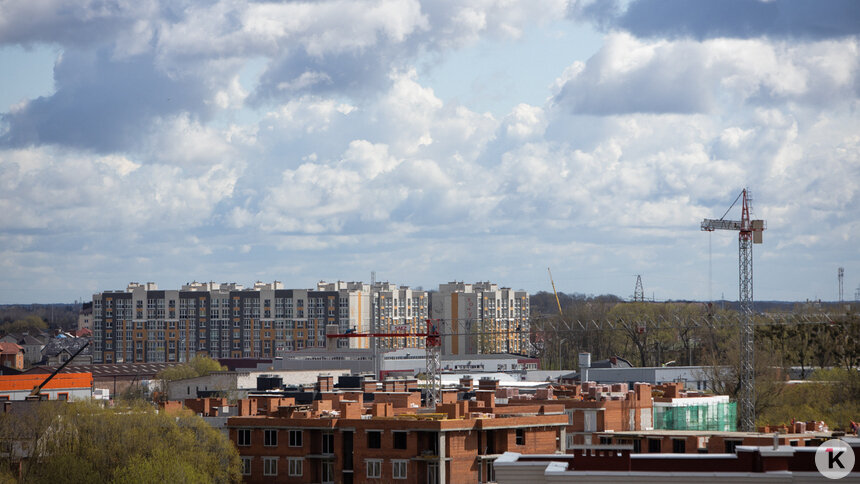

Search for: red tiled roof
xmin=0 ymin=342 xmax=23 ymax=354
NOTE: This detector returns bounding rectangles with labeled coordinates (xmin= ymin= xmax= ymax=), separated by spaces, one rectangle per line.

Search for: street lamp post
xmin=557 ymin=337 xmax=569 ymax=371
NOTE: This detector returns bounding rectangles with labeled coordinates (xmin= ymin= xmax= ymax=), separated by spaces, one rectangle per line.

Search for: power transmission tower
xmin=701 ymin=188 xmax=766 ymax=432
xmin=634 ymin=275 xmax=645 ymax=302
xmin=838 ymin=267 xmax=844 ymax=302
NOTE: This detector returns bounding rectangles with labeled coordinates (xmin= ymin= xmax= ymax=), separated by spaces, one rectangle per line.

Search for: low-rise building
xmin=0 ymin=372 xmax=93 ymax=401
xmin=165 ymin=369 xmax=352 ymax=401
xmin=593 ymin=429 xmax=832 ymax=454
xmin=0 ymin=343 xmax=25 ymax=370
xmin=39 ymin=337 xmax=92 ymax=366
xmin=18 ymin=335 xmax=46 ymax=366
xmin=493 ymin=439 xmax=860 ymax=483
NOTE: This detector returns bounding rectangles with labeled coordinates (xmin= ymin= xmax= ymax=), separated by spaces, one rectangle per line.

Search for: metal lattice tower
xmin=425 ymin=319 xmax=443 ymax=408
xmin=838 ymin=267 xmax=844 ymax=302
xmin=370 ymin=271 xmax=380 ymax=379
xmin=634 ymin=275 xmax=645 ymax=302
xmin=701 ymin=188 xmax=765 ymax=432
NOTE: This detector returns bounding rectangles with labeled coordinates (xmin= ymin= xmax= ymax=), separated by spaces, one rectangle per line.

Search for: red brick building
xmin=226 ymin=396 xmax=567 ymax=484
xmin=213 ymin=374 xmax=568 ymax=484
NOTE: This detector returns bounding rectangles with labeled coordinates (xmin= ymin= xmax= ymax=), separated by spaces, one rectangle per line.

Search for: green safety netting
xmin=653 ymin=402 xmax=737 ymax=432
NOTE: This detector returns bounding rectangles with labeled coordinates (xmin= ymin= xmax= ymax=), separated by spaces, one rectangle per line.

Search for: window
xmin=321 ymin=461 xmax=334 ymax=483
xmin=289 ymin=429 xmax=303 ymax=447
xmin=515 ymin=429 xmax=525 ymax=446
xmin=648 ymin=438 xmax=661 ymax=453
xmin=366 ymin=459 xmax=382 ymax=478
xmin=392 ymin=460 xmax=407 ymax=479
xmin=724 ymin=440 xmax=741 ymax=454
xmin=584 ymin=410 xmax=597 ymax=432
xmin=263 ymin=457 xmax=278 ymax=476
xmin=288 ymin=457 xmax=303 ymax=476
xmin=672 ymin=439 xmax=686 ymax=453
xmin=241 ymin=457 xmax=252 ymax=476
xmin=367 ymin=430 xmax=382 ymax=449
xmin=264 ymin=429 xmax=277 ymax=447
xmin=237 ymin=429 xmax=251 ymax=446
xmin=57 ymin=393 xmax=69 ymax=401
xmin=393 ymin=431 xmax=407 ymax=450
xmin=322 ymin=432 xmax=334 ymax=454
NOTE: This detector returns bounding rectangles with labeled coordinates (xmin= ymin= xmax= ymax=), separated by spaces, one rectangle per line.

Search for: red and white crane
xmin=326 ymin=319 xmax=443 ymax=407
xmin=701 ymin=188 xmax=766 ymax=431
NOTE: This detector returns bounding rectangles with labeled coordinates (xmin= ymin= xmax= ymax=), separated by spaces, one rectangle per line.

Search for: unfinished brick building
xmin=219 ymin=375 xmax=567 ymax=484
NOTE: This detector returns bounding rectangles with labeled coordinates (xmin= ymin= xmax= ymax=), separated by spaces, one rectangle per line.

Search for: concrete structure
xmin=0 ymin=372 xmax=93 ymax=401
xmin=92 ymin=280 xmax=441 ymax=364
xmin=493 ymin=439 xmax=860 ymax=483
xmin=92 ymin=281 xmax=343 ymax=363
xmin=580 ymin=365 xmax=726 ymax=391
xmin=316 ymin=281 xmax=372 ymax=349
xmin=594 ymin=429 xmax=833 ymax=454
xmin=431 ymin=282 xmax=530 ymax=356
xmin=77 ymin=302 xmax=92 ymax=332
xmin=369 ymin=282 xmax=429 ymax=350
xmin=166 ymin=369 xmax=352 ymax=401
xmin=261 ymin=348 xmax=539 ymax=380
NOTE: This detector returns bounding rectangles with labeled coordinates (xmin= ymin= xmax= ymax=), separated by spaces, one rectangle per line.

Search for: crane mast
xmin=701 ymin=188 xmax=765 ymax=432
xmin=327 ymin=319 xmax=443 ymax=408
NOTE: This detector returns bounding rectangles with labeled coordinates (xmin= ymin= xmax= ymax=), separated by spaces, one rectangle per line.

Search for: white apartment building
xmin=371 ymin=282 xmax=429 ymax=350
xmin=430 ymin=282 xmax=530 ymax=356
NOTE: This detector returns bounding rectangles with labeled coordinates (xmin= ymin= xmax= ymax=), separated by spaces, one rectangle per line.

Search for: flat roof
xmin=597 ymin=429 xmax=831 ymax=438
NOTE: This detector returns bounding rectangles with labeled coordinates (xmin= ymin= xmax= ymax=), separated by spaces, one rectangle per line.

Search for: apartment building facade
xmin=92 ymin=279 xmax=526 ymax=364
xmin=92 ymin=282 xmax=341 ymax=363
xmin=371 ymin=282 xmax=429 ymax=350
xmin=430 ymin=282 xmax=530 ymax=356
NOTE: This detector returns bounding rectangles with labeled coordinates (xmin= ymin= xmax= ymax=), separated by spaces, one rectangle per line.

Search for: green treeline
xmin=533 ymin=297 xmax=860 ymax=429
xmin=0 ymin=401 xmax=241 ymax=483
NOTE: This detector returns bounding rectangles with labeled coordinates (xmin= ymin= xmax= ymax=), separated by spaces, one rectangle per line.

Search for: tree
xmin=757 ymin=368 xmax=860 ymax=431
xmin=0 ymin=315 xmax=48 ymax=335
xmin=0 ymin=401 xmax=240 ymax=483
xmin=157 ymin=355 xmax=226 ymax=382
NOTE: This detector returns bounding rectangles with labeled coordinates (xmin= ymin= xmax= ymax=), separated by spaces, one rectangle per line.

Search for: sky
xmin=1 ymin=0 xmax=859 ymax=304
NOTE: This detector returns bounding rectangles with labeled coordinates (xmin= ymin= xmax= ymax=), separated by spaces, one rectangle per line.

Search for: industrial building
xmin=0 ymin=372 xmax=93 ymax=401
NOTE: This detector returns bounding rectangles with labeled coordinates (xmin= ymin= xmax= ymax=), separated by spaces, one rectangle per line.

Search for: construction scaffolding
xmin=653 ymin=401 xmax=737 ymax=432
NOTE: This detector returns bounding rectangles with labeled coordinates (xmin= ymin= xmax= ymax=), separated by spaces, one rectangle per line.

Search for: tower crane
xmin=701 ymin=188 xmax=766 ymax=431
xmin=547 ymin=268 xmax=564 ymax=318
xmin=326 ymin=319 xmax=443 ymax=408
